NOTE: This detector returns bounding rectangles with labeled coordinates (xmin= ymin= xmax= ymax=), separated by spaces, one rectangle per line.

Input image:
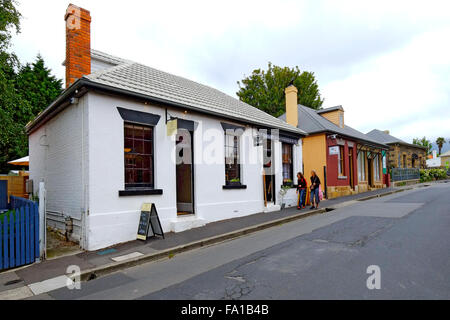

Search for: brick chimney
xmin=65 ymin=4 xmax=91 ymax=88
xmin=285 ymin=85 xmax=298 ymax=127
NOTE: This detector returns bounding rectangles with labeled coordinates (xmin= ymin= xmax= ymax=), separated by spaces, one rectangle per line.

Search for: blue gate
xmin=0 ymin=196 xmax=39 ymax=271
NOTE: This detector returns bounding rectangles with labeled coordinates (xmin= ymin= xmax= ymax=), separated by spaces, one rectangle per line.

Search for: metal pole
xmin=38 ymin=182 xmax=46 ymax=260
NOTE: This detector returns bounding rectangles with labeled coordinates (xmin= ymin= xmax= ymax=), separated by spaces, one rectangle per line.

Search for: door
xmin=176 ymin=129 xmax=194 ymax=215
xmin=263 ymin=138 xmax=275 ymax=205
xmin=367 ymin=157 xmax=373 ymax=187
xmin=349 ymin=147 xmax=354 ymax=189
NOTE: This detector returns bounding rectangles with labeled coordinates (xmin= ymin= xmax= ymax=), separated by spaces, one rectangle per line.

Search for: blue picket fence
xmin=0 ymin=196 xmax=39 ymax=271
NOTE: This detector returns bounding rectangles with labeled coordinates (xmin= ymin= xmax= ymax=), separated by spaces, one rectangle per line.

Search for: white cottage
xmin=26 ymin=5 xmax=306 ymax=251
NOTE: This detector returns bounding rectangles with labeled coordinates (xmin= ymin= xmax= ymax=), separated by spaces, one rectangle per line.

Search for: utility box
xmin=26 ymin=179 xmax=33 ymax=194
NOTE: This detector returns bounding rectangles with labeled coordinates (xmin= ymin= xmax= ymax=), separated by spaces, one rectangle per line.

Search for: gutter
xmin=26 ymin=78 xmax=307 ymax=138
xmin=323 ymin=130 xmax=389 ymax=150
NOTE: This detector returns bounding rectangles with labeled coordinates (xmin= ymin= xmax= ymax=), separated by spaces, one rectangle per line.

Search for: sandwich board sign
xmin=137 ymin=203 xmax=165 ymax=241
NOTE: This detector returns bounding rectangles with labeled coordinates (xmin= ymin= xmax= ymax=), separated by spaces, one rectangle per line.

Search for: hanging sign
xmin=137 ymin=203 xmax=165 ymax=241
xmin=167 ymin=118 xmax=178 ymax=136
xmin=329 ymin=146 xmax=339 ymax=155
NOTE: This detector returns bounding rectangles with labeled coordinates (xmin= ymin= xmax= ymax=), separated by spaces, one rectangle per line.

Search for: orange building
xmin=280 ymin=85 xmax=389 ymax=199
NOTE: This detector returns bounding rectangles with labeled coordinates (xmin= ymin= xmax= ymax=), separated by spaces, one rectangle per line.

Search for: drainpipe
xmin=323 ymin=165 xmax=328 ymax=199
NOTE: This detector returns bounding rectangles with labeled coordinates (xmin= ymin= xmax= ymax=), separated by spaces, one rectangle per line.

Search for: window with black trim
xmin=124 ymin=123 xmax=154 ymax=189
xmin=282 ymin=143 xmax=293 ymax=185
xmin=224 ymin=131 xmax=241 ymax=185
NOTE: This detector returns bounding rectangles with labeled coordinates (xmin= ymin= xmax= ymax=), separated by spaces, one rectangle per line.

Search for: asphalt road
xmin=42 ymin=182 xmax=450 ymax=300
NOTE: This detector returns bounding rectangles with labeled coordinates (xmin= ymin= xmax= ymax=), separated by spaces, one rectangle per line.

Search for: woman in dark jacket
xmin=296 ymin=172 xmax=307 ymax=209
xmin=310 ymin=170 xmax=321 ymax=209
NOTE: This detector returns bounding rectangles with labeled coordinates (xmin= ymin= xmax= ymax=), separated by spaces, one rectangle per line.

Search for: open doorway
xmin=176 ymin=129 xmax=194 ymax=216
xmin=367 ymin=157 xmax=373 ymax=187
xmin=349 ymin=147 xmax=354 ymax=190
xmin=263 ymin=138 xmax=275 ymax=205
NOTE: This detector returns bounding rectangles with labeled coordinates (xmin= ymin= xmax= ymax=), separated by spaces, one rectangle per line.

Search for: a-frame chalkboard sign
xmin=137 ymin=203 xmax=165 ymax=241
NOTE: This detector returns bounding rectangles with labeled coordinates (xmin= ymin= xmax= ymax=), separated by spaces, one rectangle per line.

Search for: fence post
xmin=38 ymin=182 xmax=46 ymax=260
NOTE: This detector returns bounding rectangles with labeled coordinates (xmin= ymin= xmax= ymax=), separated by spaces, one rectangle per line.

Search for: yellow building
xmin=280 ymin=86 xmax=389 ymax=199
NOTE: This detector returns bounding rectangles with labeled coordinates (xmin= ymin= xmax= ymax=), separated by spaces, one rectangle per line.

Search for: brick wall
xmin=65 ymin=4 xmax=91 ymax=88
xmin=387 ymin=144 xmax=426 ymax=169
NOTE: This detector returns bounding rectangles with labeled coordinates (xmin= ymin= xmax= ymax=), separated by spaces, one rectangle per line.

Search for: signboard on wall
xmin=167 ymin=119 xmax=177 ymax=136
xmin=329 ymin=146 xmax=339 ymax=155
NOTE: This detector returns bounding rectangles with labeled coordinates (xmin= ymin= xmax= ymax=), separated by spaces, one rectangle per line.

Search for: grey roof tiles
xmin=84 ymin=51 xmax=306 ymax=135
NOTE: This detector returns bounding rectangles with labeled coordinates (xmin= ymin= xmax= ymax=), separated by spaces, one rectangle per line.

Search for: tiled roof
xmin=83 ymin=51 xmax=306 ymax=135
xmin=316 ymin=105 xmax=343 ymax=114
xmin=91 ymin=49 xmax=128 ymax=65
xmin=279 ymin=105 xmax=387 ymax=147
xmin=366 ymin=129 xmax=405 ymax=144
xmin=366 ymin=129 xmax=427 ymax=150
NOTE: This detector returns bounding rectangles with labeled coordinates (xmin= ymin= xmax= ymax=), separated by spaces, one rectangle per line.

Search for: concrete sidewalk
xmin=0 ymin=182 xmax=440 ymax=299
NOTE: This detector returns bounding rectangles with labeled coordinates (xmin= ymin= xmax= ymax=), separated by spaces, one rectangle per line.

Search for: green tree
xmin=413 ymin=137 xmax=432 ymax=155
xmin=435 ymin=137 xmax=446 ymax=155
xmin=0 ymin=1 xmax=63 ymax=173
xmin=237 ymin=62 xmax=324 ymax=118
xmin=16 ymin=54 xmax=63 ymax=116
xmin=0 ymin=0 xmax=21 ymax=51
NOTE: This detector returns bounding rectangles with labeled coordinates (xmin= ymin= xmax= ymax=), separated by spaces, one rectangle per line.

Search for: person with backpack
xmin=310 ymin=170 xmax=321 ymax=209
xmin=296 ymin=172 xmax=307 ymax=210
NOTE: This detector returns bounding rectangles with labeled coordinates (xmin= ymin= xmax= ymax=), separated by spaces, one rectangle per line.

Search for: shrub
xmin=420 ymin=168 xmax=447 ymax=182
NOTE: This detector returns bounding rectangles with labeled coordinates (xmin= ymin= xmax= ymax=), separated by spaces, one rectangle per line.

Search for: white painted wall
xmin=29 ymin=95 xmax=89 ymax=243
xmin=426 ymin=157 xmax=442 ymax=168
xmin=87 ymin=93 xmax=276 ymax=250
xmin=30 ymin=91 xmax=304 ymax=251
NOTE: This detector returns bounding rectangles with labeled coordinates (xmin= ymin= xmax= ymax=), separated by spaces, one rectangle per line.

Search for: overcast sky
xmin=11 ymin=0 xmax=450 ymax=143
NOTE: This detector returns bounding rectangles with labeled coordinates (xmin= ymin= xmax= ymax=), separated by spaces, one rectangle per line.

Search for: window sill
xmin=119 ymin=189 xmax=163 ymax=196
xmin=338 ymin=176 xmax=347 ymax=180
xmin=223 ymin=184 xmax=247 ymax=190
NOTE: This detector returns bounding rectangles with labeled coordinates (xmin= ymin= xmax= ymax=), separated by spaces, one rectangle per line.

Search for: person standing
xmin=310 ymin=170 xmax=321 ymax=209
xmin=296 ymin=172 xmax=307 ymax=209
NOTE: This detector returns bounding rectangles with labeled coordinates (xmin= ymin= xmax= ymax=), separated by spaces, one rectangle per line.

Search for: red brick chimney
xmin=65 ymin=4 xmax=91 ymax=88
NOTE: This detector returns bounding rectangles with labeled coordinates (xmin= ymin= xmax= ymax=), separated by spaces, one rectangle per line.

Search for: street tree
xmin=413 ymin=137 xmax=433 ymax=155
xmin=237 ymin=62 xmax=324 ymax=118
xmin=435 ymin=137 xmax=446 ymax=155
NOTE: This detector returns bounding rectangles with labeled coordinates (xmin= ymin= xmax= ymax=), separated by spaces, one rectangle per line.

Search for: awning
xmin=8 ymin=156 xmax=29 ymax=166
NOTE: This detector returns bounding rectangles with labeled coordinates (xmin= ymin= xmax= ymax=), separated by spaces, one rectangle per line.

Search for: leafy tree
xmin=0 ymin=0 xmax=21 ymax=51
xmin=435 ymin=137 xmax=446 ymax=155
xmin=237 ymin=62 xmax=324 ymax=118
xmin=413 ymin=137 xmax=432 ymax=155
xmin=16 ymin=54 xmax=63 ymax=116
xmin=0 ymin=1 xmax=63 ymax=173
